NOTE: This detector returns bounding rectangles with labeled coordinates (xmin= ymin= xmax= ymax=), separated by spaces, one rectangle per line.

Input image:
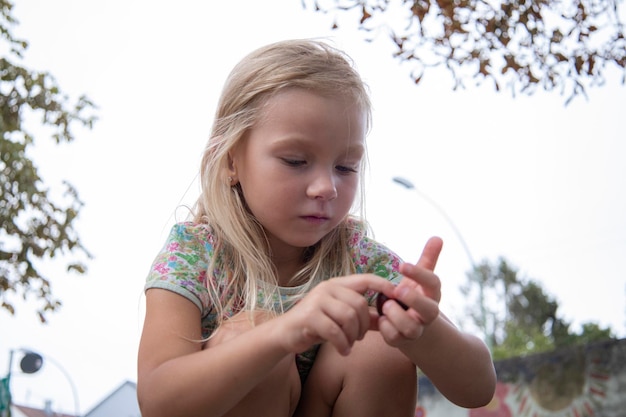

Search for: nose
xmin=306 ymin=170 xmax=338 ymax=201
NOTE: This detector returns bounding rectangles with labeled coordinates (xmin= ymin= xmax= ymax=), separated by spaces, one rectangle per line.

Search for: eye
xmin=336 ymin=165 xmax=358 ymax=174
xmin=281 ymin=158 xmax=306 ymax=167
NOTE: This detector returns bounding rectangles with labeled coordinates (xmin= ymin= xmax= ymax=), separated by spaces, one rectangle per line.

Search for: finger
xmin=308 ymin=281 xmax=372 ymax=342
xmin=331 ymin=274 xmax=396 ymax=297
xmin=376 ymin=292 xmax=408 ymax=316
xmin=313 ymin=314 xmax=352 ymax=355
xmin=316 ymin=280 xmax=378 ymax=338
xmin=416 ymin=236 xmax=443 ymax=272
xmin=321 ymin=292 xmax=369 ymax=343
xmin=397 ymin=265 xmax=441 ymax=301
xmin=380 ymin=300 xmax=426 ymax=341
xmin=394 ymin=286 xmax=440 ymax=324
xmin=368 ymin=307 xmax=381 ymax=331
xmin=377 ymin=315 xmax=402 ymax=344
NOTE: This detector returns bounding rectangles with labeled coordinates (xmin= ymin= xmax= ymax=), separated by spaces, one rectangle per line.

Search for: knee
xmin=347 ymin=332 xmax=418 ymax=412
xmin=352 ymin=331 xmax=417 ymax=384
xmin=206 ymin=311 xmax=301 ymax=416
xmin=301 ymin=332 xmax=417 ymax=416
xmin=206 ymin=310 xmax=301 ymax=397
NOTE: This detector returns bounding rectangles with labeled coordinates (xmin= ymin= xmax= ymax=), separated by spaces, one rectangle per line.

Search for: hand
xmin=277 ymin=274 xmax=395 ymax=356
xmin=378 ymin=237 xmax=443 ymax=347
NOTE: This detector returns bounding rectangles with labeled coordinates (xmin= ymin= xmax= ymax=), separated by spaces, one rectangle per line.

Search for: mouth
xmin=301 ymin=215 xmax=330 ymax=223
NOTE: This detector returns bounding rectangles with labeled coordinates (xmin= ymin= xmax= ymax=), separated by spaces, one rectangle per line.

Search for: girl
xmin=137 ymin=39 xmax=496 ymax=417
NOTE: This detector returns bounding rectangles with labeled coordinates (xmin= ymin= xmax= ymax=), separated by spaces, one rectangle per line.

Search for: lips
xmin=300 ymin=214 xmax=330 ymax=224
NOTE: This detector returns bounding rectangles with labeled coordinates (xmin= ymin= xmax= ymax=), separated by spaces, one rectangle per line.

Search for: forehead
xmin=254 ymin=88 xmax=367 ymax=149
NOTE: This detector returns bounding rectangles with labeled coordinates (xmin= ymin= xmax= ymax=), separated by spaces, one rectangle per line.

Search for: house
xmin=11 ymin=401 xmax=75 ymax=417
xmin=83 ymin=381 xmax=140 ymax=417
xmin=11 ymin=380 xmax=139 ymax=417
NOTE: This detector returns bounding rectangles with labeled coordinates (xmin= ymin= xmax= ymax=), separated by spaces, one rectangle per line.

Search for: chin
xmin=286 ymin=234 xmax=328 ymax=250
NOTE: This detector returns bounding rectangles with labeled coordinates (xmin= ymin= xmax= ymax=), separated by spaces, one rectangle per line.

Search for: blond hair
xmin=193 ymin=39 xmax=372 ymax=325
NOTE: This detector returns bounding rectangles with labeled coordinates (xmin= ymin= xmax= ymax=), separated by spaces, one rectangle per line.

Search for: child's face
xmin=230 ymin=88 xmax=366 ymax=260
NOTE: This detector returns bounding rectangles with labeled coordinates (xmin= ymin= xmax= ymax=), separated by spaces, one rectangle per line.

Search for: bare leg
xmin=295 ymin=330 xmax=417 ymax=417
xmin=205 ymin=312 xmax=301 ymax=417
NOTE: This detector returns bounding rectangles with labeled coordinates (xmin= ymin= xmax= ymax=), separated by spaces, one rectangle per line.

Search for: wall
xmin=414 ymin=338 xmax=626 ymax=417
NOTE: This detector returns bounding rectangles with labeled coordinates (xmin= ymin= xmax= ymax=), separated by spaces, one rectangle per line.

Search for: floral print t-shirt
xmin=145 ymin=221 xmax=404 ymax=381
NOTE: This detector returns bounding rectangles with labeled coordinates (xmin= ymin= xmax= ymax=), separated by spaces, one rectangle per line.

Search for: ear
xmin=226 ymin=150 xmax=239 ymax=185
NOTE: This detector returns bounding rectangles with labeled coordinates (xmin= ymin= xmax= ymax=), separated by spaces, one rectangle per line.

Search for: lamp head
xmin=392 ymin=176 xmax=415 ymax=190
xmin=19 ymin=352 xmax=43 ymax=374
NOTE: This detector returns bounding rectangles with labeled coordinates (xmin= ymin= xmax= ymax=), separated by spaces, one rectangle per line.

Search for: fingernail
xmin=395 ymin=286 xmax=408 ymax=298
xmin=382 ymin=300 xmax=392 ymax=315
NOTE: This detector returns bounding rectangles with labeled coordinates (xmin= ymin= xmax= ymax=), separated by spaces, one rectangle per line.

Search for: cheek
xmin=239 ymin=190 xmax=276 ymax=225
xmin=242 ymin=177 xmax=294 ymax=211
xmin=339 ymin=177 xmax=359 ymax=204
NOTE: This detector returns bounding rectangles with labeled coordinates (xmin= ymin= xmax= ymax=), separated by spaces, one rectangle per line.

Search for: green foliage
xmin=304 ymin=0 xmax=626 ymax=103
xmin=0 ymin=0 xmax=97 ymax=322
xmin=554 ymin=322 xmax=615 ymax=347
xmin=491 ymin=322 xmax=553 ymax=360
xmin=462 ymin=257 xmax=615 ymax=360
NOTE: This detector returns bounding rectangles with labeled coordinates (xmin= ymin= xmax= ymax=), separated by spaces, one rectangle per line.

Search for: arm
xmin=137 ymin=289 xmax=292 ymax=417
xmin=377 ymin=237 xmax=496 ymax=408
xmin=387 ymin=308 xmax=495 ymax=407
xmin=138 ymin=275 xmax=397 ymax=417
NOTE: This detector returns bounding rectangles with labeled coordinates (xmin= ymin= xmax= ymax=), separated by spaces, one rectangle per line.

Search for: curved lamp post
xmin=392 ymin=176 xmax=477 ymax=267
xmin=5 ymin=349 xmax=80 ymax=417
xmin=392 ymin=176 xmax=491 ymax=351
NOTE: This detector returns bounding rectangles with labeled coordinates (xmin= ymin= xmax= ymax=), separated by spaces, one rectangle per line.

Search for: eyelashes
xmin=281 ymin=158 xmax=306 ymax=167
xmin=336 ymin=165 xmax=358 ymax=173
xmin=280 ymin=158 xmax=359 ymax=174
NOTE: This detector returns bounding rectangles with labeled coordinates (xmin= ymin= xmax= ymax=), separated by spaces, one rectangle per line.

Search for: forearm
xmin=138 ymin=320 xmax=291 ymax=417
xmin=399 ymin=315 xmax=496 ymax=408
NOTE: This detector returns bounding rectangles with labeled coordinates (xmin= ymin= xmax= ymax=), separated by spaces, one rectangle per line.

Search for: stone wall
xmin=414 ymin=338 xmax=626 ymax=417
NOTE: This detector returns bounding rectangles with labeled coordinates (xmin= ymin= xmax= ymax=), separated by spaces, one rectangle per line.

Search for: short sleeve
xmin=145 ymin=222 xmax=214 ymax=317
xmin=350 ymin=230 xmax=404 ymax=304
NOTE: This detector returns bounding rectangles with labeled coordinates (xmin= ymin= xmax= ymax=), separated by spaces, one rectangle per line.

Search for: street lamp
xmin=392 ymin=176 xmax=491 ymax=351
xmin=4 ymin=349 xmax=80 ymax=417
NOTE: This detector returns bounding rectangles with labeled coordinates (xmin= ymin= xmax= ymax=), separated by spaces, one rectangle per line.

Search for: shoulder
xmin=165 ymin=222 xmax=215 ymax=249
xmin=150 ymin=221 xmax=215 ymax=272
xmin=347 ymin=219 xmax=403 ymax=283
xmin=145 ymin=222 xmax=216 ymax=315
xmin=153 ymin=222 xmax=215 ymax=268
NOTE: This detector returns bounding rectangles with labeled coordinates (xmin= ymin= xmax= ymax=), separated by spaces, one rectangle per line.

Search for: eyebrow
xmin=271 ymin=137 xmax=365 ymax=156
xmin=343 ymin=143 xmax=366 ymax=159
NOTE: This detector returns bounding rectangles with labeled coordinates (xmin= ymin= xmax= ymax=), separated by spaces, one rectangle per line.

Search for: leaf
xmin=303 ymin=0 xmax=626 ymax=102
xmin=0 ymin=2 xmax=97 ymax=322
xmin=360 ymin=6 xmax=371 ymax=24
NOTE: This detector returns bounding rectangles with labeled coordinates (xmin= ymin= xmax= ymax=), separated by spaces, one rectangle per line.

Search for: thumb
xmin=417 ymin=237 xmax=443 ymax=272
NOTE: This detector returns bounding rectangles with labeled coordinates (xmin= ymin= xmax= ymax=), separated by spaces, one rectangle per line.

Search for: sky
xmin=1 ymin=0 xmax=625 ymax=415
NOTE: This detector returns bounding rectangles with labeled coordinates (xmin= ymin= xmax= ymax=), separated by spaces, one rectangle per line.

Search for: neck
xmin=269 ymin=244 xmax=311 ymax=287
xmin=273 ymin=254 xmax=306 ymax=286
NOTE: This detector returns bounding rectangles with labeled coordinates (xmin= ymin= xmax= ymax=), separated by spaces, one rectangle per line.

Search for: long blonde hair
xmin=193 ymin=39 xmax=372 ymax=325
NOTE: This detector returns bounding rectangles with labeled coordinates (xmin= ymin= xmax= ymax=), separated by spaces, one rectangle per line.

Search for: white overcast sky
xmin=2 ymin=0 xmax=625 ymax=414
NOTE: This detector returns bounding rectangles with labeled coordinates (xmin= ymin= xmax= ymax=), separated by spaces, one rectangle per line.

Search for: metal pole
xmin=40 ymin=354 xmax=80 ymax=417
xmin=3 ymin=350 xmax=15 ymax=417
xmin=6 ymin=350 xmax=14 ymax=379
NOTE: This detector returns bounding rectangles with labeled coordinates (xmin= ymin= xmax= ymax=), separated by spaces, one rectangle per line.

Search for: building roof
xmin=13 ymin=404 xmax=75 ymax=417
xmin=82 ymin=380 xmax=138 ymax=417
